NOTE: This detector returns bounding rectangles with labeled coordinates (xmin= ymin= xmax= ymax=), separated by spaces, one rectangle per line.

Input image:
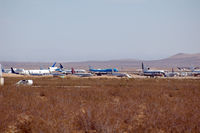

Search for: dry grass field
xmin=0 ymin=77 xmax=200 ymax=133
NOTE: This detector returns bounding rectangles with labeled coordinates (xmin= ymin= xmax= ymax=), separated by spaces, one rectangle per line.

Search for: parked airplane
xmin=165 ymin=68 xmax=179 ymax=77
xmin=112 ymin=72 xmax=132 ymax=78
xmin=11 ymin=67 xmax=50 ymax=75
xmin=57 ymin=64 xmax=86 ymax=74
xmin=177 ymin=67 xmax=200 ymax=76
xmin=142 ymin=62 xmax=166 ymax=77
xmin=177 ymin=67 xmax=200 ymax=71
xmin=191 ymin=68 xmax=200 ymax=76
xmin=89 ymin=66 xmax=118 ymax=76
xmin=11 ymin=62 xmax=57 ymax=75
xmin=71 ymin=68 xmax=93 ymax=77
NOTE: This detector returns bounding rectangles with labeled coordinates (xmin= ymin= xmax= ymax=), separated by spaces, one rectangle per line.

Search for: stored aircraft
xmin=142 ymin=62 xmax=166 ymax=77
xmin=56 ymin=64 xmax=86 ymax=74
xmin=71 ymin=67 xmax=93 ymax=77
xmin=11 ymin=62 xmax=57 ymax=75
xmin=191 ymin=68 xmax=200 ymax=76
xmin=165 ymin=68 xmax=179 ymax=77
xmin=177 ymin=67 xmax=200 ymax=76
xmin=89 ymin=66 xmax=118 ymax=76
xmin=112 ymin=72 xmax=132 ymax=78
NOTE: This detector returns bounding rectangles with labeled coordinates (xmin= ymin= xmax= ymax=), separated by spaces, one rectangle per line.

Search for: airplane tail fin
xmin=60 ymin=64 xmax=64 ymax=69
xmin=0 ymin=64 xmax=4 ymax=73
xmin=142 ymin=62 xmax=149 ymax=72
xmin=172 ymin=68 xmax=174 ymax=73
xmin=2 ymin=67 xmax=5 ymax=73
xmin=142 ymin=62 xmax=144 ymax=72
xmin=163 ymin=73 xmax=167 ymax=77
xmin=11 ymin=67 xmax=16 ymax=74
xmin=71 ymin=67 xmax=75 ymax=74
xmin=52 ymin=62 xmax=56 ymax=67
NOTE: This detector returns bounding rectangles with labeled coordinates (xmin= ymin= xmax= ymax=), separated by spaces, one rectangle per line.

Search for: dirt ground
xmin=0 ymin=77 xmax=200 ymax=132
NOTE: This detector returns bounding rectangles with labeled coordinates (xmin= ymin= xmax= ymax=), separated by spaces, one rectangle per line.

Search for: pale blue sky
xmin=0 ymin=0 xmax=200 ymax=62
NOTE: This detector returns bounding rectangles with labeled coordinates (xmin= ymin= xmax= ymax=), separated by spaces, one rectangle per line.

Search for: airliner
xmin=112 ymin=72 xmax=132 ymax=78
xmin=165 ymin=68 xmax=179 ymax=77
xmin=190 ymin=68 xmax=200 ymax=76
xmin=142 ymin=62 xmax=166 ymax=77
xmin=89 ymin=66 xmax=118 ymax=76
xmin=11 ymin=62 xmax=57 ymax=75
xmin=177 ymin=67 xmax=200 ymax=76
xmin=57 ymin=64 xmax=86 ymax=74
xmin=71 ymin=67 xmax=93 ymax=77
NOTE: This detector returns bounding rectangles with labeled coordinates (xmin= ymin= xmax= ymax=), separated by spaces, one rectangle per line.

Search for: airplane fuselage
xmin=143 ymin=70 xmax=166 ymax=77
xmin=89 ymin=68 xmax=118 ymax=73
xmin=22 ymin=69 xmax=51 ymax=75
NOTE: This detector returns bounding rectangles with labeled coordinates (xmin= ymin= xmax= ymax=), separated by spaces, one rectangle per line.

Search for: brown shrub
xmin=0 ymin=77 xmax=200 ymax=132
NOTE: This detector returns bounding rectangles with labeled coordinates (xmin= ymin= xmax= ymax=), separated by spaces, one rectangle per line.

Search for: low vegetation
xmin=0 ymin=77 xmax=200 ymax=132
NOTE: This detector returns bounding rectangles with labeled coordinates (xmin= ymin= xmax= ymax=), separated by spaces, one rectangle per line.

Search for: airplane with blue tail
xmin=10 ymin=62 xmax=58 ymax=75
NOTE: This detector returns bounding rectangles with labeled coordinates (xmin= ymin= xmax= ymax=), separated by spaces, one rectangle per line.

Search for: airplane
xmin=165 ymin=68 xmax=179 ymax=77
xmin=190 ymin=68 xmax=200 ymax=76
xmin=112 ymin=72 xmax=132 ymax=78
xmin=11 ymin=62 xmax=57 ymax=76
xmin=89 ymin=66 xmax=119 ymax=76
xmin=11 ymin=67 xmax=50 ymax=75
xmin=177 ymin=67 xmax=200 ymax=76
xmin=71 ymin=67 xmax=93 ymax=77
xmin=141 ymin=62 xmax=166 ymax=77
xmin=56 ymin=64 xmax=86 ymax=74
xmin=177 ymin=67 xmax=200 ymax=71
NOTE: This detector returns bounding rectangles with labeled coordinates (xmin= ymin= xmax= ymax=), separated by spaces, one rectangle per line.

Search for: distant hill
xmin=148 ymin=53 xmax=200 ymax=68
xmin=0 ymin=53 xmax=200 ymax=70
xmin=62 ymin=53 xmax=200 ymax=70
xmin=167 ymin=53 xmax=200 ymax=59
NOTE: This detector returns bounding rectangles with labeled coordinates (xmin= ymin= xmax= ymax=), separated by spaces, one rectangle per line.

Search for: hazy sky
xmin=0 ymin=0 xmax=200 ymax=62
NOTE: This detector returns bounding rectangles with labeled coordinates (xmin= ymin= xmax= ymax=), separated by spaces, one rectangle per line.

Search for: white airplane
xmin=71 ymin=67 xmax=93 ymax=77
xmin=177 ymin=67 xmax=200 ymax=76
xmin=165 ymin=68 xmax=179 ymax=77
xmin=11 ymin=62 xmax=57 ymax=76
xmin=191 ymin=68 xmax=200 ymax=76
xmin=142 ymin=62 xmax=166 ymax=77
xmin=57 ymin=64 xmax=86 ymax=74
xmin=112 ymin=72 xmax=132 ymax=78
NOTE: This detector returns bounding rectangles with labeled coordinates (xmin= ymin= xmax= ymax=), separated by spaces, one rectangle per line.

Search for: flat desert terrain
xmin=0 ymin=77 xmax=200 ymax=133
